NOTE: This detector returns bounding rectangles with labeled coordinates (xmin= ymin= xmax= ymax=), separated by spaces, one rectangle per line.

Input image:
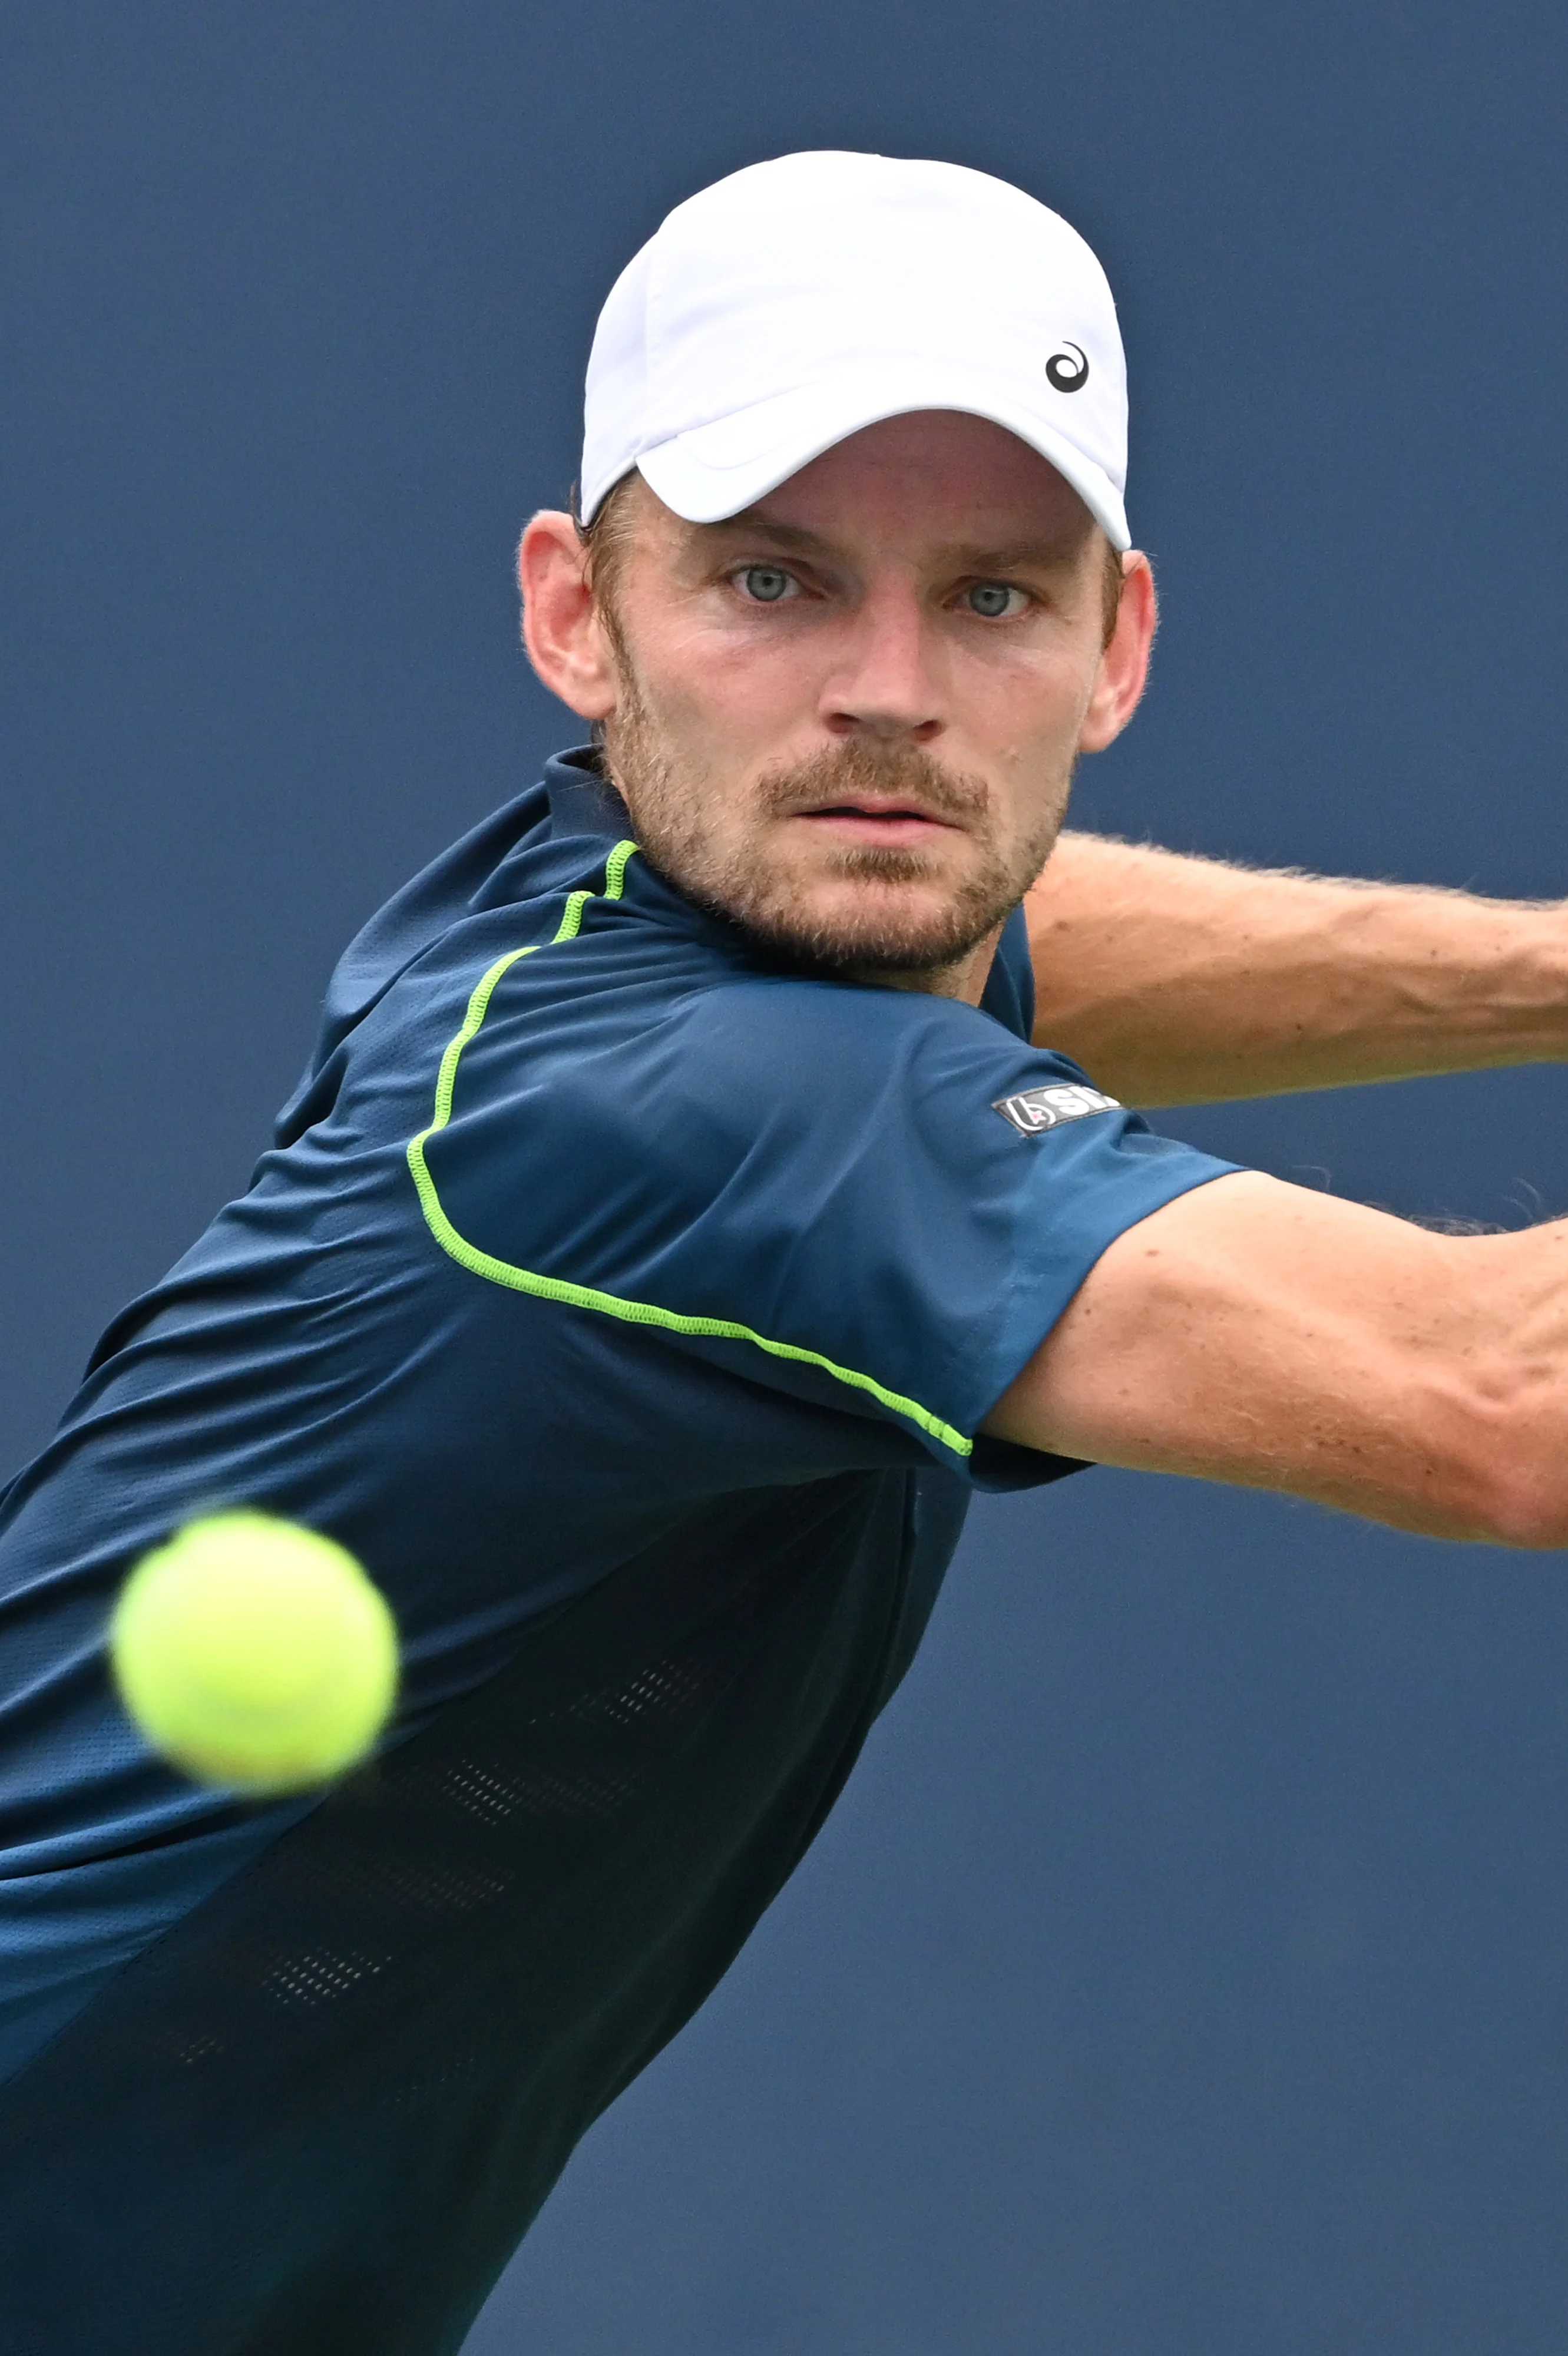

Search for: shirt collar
xmin=544 ymin=745 xmax=633 ymax=843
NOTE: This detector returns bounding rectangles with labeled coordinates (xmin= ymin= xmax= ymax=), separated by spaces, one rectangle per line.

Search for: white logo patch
xmin=991 ymin=1081 xmax=1122 ymax=1137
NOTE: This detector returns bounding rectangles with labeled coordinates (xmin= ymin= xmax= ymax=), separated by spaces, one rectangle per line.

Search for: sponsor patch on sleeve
xmin=991 ymin=1080 xmax=1122 ymax=1137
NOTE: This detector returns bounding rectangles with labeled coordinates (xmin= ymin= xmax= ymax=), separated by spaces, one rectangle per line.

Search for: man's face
xmin=527 ymin=411 xmax=1151 ymax=994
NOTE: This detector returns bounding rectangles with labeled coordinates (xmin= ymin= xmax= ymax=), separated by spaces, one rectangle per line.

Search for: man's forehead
xmin=644 ymin=414 xmax=1098 ymax=567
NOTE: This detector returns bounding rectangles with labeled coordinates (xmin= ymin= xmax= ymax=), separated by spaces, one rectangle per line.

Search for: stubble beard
xmin=601 ymin=660 xmax=1070 ymax=985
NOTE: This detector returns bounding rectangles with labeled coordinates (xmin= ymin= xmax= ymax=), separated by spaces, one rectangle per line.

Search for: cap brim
xmin=634 ymin=366 xmax=1129 ymax=550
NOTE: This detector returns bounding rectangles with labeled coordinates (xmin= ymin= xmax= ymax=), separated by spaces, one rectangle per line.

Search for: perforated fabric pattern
xmin=0 ymin=1470 xmax=945 ymax=2355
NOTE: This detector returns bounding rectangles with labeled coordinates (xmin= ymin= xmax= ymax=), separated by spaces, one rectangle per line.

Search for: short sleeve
xmin=421 ymin=961 xmax=1238 ymax=1483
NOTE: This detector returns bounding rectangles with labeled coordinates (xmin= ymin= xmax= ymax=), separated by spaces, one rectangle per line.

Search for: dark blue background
xmin=4 ymin=6 xmax=1566 ymax=2349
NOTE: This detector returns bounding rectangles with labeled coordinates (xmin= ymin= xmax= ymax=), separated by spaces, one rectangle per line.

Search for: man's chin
xmin=720 ymin=879 xmax=1002 ymax=979
xmin=627 ymin=812 xmax=1036 ymax=982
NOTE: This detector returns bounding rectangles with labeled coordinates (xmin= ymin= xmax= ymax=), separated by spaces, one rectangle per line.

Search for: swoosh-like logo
xmin=1046 ymin=342 xmax=1089 ymax=393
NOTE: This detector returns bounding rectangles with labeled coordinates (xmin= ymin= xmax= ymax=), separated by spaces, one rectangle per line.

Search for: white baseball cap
xmin=580 ymin=150 xmax=1130 ymax=551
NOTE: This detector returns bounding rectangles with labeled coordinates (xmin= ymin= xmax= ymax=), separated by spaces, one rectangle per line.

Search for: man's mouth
xmin=790 ymin=796 xmax=961 ymax=848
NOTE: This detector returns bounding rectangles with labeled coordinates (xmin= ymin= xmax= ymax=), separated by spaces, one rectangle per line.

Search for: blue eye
xmin=739 ymin=566 xmax=793 ymax=603
xmin=967 ymin=581 xmax=1023 ymax=618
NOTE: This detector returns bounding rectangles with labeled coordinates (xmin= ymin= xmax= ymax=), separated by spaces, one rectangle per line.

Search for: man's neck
xmin=846 ymin=922 xmax=1004 ymax=1006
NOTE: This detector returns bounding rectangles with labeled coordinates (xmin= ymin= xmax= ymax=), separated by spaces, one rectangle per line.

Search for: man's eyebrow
xmin=943 ymin=535 xmax=1093 ymax=574
xmin=689 ymin=511 xmax=830 ymax=556
xmin=688 ymin=515 xmax=1093 ymax=572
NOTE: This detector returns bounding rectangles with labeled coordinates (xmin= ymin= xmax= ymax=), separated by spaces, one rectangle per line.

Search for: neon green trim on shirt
xmin=405 ymin=839 xmax=973 ymax=1462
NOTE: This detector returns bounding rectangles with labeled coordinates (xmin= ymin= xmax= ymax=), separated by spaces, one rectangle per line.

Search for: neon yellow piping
xmin=405 ymin=841 xmax=972 ymax=1461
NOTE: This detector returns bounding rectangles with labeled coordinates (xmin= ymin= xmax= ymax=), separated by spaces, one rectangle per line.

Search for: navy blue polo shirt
xmin=0 ymin=750 xmax=1235 ymax=2354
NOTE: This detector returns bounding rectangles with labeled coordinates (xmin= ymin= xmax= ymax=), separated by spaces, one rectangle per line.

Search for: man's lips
xmin=787 ymin=799 xmax=962 ymax=847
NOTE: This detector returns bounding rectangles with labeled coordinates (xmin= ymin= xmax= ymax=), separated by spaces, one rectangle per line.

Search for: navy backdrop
xmin=4 ymin=6 xmax=1567 ymax=2350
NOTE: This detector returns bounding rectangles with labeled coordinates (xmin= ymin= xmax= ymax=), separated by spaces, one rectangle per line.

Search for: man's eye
xmin=965 ymin=581 xmax=1028 ymax=619
xmin=737 ymin=566 xmax=796 ymax=604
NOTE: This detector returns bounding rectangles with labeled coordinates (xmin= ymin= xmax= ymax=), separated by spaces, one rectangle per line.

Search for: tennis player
xmin=0 ymin=152 xmax=1564 ymax=2353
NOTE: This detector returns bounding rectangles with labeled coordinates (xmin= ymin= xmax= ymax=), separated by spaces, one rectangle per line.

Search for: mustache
xmin=752 ymin=740 xmax=991 ymax=824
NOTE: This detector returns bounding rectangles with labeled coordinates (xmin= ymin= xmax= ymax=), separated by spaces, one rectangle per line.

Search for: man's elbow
xmin=1438 ymin=1388 xmax=1568 ymax=1551
xmin=1467 ymin=1465 xmax=1568 ymax=1551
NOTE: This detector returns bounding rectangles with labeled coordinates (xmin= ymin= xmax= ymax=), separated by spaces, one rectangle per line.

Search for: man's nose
xmin=819 ymin=585 xmax=944 ymax=744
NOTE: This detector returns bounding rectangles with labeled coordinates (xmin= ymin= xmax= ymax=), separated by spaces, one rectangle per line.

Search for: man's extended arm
xmin=1027 ymin=833 xmax=1568 ymax=1106
xmin=985 ymin=1170 xmax=1568 ymax=1549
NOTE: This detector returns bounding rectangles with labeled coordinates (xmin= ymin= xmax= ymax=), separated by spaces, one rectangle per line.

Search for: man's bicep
xmin=983 ymin=1171 xmax=1516 ymax=1542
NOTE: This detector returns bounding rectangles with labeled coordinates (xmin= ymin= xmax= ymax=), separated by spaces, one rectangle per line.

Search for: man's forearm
xmin=1026 ymin=833 xmax=1568 ymax=1106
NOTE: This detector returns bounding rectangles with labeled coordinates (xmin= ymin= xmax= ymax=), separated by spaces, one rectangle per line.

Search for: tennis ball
xmin=110 ymin=1510 xmax=398 ymax=1794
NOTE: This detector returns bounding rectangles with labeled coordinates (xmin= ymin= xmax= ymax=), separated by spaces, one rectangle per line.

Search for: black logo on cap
xmin=1046 ymin=342 xmax=1089 ymax=392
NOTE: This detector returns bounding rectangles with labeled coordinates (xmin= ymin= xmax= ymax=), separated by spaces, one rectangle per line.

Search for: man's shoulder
xmin=318 ymin=810 xmax=1042 ymax=1182
xmin=406 ymin=843 xmax=1018 ymax=1094
xmin=417 ymin=902 xmax=1060 ymax=1264
xmin=650 ymin=963 xmax=1027 ymax=1124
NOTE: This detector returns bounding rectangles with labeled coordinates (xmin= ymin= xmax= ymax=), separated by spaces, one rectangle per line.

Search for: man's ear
xmin=517 ymin=511 xmax=619 ymax=720
xmin=1077 ymin=551 xmax=1156 ymax=755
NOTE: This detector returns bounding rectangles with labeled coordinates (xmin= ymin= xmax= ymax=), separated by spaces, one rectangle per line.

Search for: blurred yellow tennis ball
xmin=110 ymin=1510 xmax=398 ymax=1794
